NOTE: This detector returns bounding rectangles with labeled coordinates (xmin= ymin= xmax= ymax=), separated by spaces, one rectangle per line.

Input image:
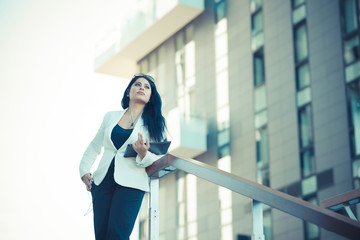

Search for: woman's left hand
xmin=132 ymin=133 xmax=150 ymax=159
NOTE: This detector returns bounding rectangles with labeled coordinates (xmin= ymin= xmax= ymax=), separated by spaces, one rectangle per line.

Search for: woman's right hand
xmin=81 ymin=173 xmax=94 ymax=191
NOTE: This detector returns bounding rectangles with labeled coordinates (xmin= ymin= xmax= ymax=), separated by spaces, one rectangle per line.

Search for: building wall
xmin=136 ymin=0 xmax=354 ymax=239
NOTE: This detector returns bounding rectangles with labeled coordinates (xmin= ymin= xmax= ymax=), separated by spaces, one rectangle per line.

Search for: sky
xmin=0 ymin=0 xmax=137 ymax=239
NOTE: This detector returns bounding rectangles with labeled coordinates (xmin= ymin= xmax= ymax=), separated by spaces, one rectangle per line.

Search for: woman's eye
xmin=145 ymin=86 xmax=150 ymax=89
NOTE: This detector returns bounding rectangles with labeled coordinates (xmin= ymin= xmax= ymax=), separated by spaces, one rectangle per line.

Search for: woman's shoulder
xmin=103 ymin=109 xmax=125 ymax=119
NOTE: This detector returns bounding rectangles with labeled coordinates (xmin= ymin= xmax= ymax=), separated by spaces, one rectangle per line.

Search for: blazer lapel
xmin=107 ymin=110 xmax=126 ymax=150
xmin=106 ymin=109 xmax=145 ymax=152
xmin=118 ymin=114 xmax=144 ymax=151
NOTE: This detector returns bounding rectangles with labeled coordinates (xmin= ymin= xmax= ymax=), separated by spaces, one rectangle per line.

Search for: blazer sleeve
xmin=135 ymin=150 xmax=163 ymax=168
xmin=79 ymin=112 xmax=109 ymax=178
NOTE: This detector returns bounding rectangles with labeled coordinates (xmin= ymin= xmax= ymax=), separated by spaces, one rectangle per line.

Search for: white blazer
xmin=79 ymin=109 xmax=163 ymax=192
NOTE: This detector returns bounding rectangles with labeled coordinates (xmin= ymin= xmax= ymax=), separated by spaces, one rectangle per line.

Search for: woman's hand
xmin=81 ymin=173 xmax=93 ymax=191
xmin=132 ymin=133 xmax=150 ymax=159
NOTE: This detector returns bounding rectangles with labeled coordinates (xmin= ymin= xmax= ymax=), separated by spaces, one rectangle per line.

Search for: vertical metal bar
xmin=344 ymin=205 xmax=358 ymax=221
xmin=149 ymin=178 xmax=159 ymax=240
xmin=252 ymin=200 xmax=265 ymax=240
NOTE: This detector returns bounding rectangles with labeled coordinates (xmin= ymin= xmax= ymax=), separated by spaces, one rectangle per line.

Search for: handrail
xmin=321 ymin=188 xmax=360 ymax=209
xmin=146 ymin=154 xmax=360 ymax=239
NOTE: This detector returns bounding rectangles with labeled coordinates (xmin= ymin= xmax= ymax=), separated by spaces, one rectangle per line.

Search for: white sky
xmin=0 ymin=0 xmax=137 ymax=239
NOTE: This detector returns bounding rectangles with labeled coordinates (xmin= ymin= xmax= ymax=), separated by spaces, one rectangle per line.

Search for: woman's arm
xmin=79 ymin=112 xmax=108 ymax=178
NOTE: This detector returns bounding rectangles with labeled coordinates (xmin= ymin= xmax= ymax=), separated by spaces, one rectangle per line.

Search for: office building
xmin=95 ymin=0 xmax=360 ymax=239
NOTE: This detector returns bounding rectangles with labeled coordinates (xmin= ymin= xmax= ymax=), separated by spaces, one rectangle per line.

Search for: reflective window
xmin=292 ymin=4 xmax=306 ymax=24
xmin=353 ymin=159 xmax=360 ymax=180
xmin=250 ymin=0 xmax=263 ymax=13
xmin=176 ymin=171 xmax=198 ymax=240
xmin=218 ymin=144 xmax=230 ymax=158
xmin=215 ymin=0 xmax=226 ymax=23
xmin=297 ymin=86 xmax=312 ymax=107
xmin=301 ymin=176 xmax=317 ymax=196
xmin=295 ymin=24 xmax=309 ymax=62
xmin=263 ymin=209 xmax=273 ymax=240
xmin=299 ymin=104 xmax=313 ymax=148
xmin=254 ymin=48 xmax=265 ymax=86
xmin=304 ymin=197 xmax=320 ymax=240
xmin=251 ymin=10 xmax=263 ymax=35
xmin=254 ymin=109 xmax=268 ymax=128
xmin=342 ymin=0 xmax=358 ymax=34
xmin=257 ymin=167 xmax=270 ymax=186
xmin=301 ymin=149 xmax=315 ymax=177
xmin=256 ymin=127 xmax=269 ymax=168
xmin=293 ymin=0 xmax=306 ymax=8
xmin=297 ymin=63 xmax=311 ymax=89
xmin=254 ymin=84 xmax=267 ymax=112
xmin=344 ymin=36 xmax=360 ymax=64
xmin=345 ymin=60 xmax=360 ymax=83
xmin=251 ymin=31 xmax=264 ymax=51
xmin=348 ymin=81 xmax=360 ymax=156
xmin=218 ymin=128 xmax=230 ymax=147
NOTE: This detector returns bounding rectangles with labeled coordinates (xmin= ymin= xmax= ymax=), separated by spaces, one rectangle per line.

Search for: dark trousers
xmin=91 ymin=160 xmax=145 ymax=240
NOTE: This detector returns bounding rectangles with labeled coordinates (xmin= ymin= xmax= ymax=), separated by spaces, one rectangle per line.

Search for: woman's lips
xmin=137 ymin=91 xmax=145 ymax=95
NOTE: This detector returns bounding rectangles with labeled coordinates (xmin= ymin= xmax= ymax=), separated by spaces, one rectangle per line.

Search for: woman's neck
xmin=128 ymin=102 xmax=145 ymax=116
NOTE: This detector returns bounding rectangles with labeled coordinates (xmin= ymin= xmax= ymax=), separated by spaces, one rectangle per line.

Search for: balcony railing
xmin=145 ymin=154 xmax=360 ymax=240
xmin=166 ymin=108 xmax=207 ymax=158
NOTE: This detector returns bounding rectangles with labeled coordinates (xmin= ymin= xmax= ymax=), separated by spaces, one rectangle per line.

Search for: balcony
xmin=95 ymin=0 xmax=204 ymax=78
xmin=166 ymin=107 xmax=207 ymax=158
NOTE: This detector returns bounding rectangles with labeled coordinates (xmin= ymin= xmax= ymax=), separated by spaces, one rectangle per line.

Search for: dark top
xmin=111 ymin=124 xmax=133 ymax=150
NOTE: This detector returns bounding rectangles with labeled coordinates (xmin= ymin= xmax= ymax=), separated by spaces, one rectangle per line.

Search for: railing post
xmin=149 ymin=178 xmax=159 ymax=240
xmin=252 ymin=200 xmax=265 ymax=240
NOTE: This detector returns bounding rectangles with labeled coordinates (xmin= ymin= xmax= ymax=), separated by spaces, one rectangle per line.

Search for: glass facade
xmin=341 ymin=0 xmax=360 ymax=196
xmin=292 ymin=0 xmax=319 ymax=239
xmin=124 ymin=0 xmax=357 ymax=239
xmin=250 ymin=1 xmax=272 ymax=239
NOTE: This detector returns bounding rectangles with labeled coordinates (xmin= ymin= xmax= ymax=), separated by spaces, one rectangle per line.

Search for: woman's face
xmin=128 ymin=77 xmax=152 ymax=104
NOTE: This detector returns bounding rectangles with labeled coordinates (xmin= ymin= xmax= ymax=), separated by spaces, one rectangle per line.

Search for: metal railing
xmin=146 ymin=154 xmax=360 ymax=240
xmin=321 ymin=188 xmax=360 ymax=222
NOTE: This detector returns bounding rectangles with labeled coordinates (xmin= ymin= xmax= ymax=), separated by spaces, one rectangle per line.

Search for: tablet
xmin=124 ymin=141 xmax=171 ymax=158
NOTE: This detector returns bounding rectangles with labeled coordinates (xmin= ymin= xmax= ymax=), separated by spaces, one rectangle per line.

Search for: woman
xmin=79 ymin=73 xmax=166 ymax=240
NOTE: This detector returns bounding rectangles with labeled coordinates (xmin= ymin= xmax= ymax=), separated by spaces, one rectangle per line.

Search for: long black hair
xmin=121 ymin=74 xmax=166 ymax=142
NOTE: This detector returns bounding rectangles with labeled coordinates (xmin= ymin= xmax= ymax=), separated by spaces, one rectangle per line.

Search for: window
xmin=256 ymin=127 xmax=270 ymax=187
xmin=295 ymin=24 xmax=309 ymax=62
xmin=251 ymin=10 xmax=263 ymax=35
xmin=344 ymin=36 xmax=360 ymax=64
xmin=297 ymin=86 xmax=312 ymax=107
xmin=293 ymin=0 xmax=305 ymax=8
xmin=257 ymin=167 xmax=270 ymax=186
xmin=299 ymin=104 xmax=313 ymax=149
xmin=304 ymin=196 xmax=320 ymax=240
xmin=254 ymin=84 xmax=267 ymax=112
xmin=353 ymin=159 xmax=360 ymax=188
xmin=215 ymin=0 xmax=226 ymax=23
xmin=250 ymin=0 xmax=262 ymax=13
xmin=256 ymin=127 xmax=269 ymax=168
xmin=297 ymin=63 xmax=311 ymax=90
xmin=254 ymin=48 xmax=265 ymax=86
xmin=176 ymin=171 xmax=198 ymax=240
xmin=342 ymin=0 xmax=358 ymax=34
xmin=292 ymin=4 xmax=306 ymax=24
xmin=301 ymin=149 xmax=316 ymax=177
xmin=263 ymin=207 xmax=273 ymax=240
xmin=348 ymin=81 xmax=360 ymax=157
